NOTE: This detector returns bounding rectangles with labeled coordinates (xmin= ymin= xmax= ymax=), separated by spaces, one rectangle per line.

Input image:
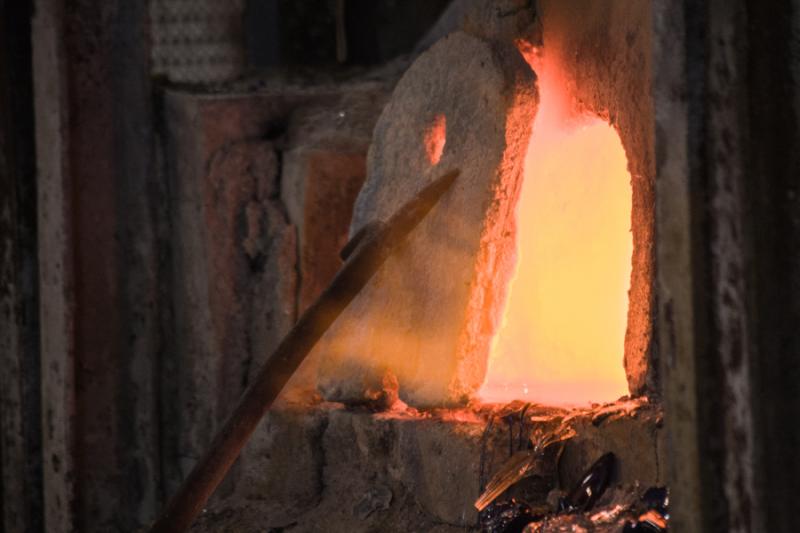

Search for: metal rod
xmin=149 ymin=169 xmax=458 ymax=533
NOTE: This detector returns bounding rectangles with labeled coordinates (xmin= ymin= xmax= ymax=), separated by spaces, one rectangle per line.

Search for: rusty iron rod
xmin=149 ymin=169 xmax=459 ymax=533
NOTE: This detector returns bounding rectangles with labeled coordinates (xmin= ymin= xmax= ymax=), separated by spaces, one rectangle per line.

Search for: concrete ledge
xmin=193 ymin=399 xmax=664 ymax=532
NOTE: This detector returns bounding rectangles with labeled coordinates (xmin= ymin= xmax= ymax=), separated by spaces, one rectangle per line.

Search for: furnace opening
xmin=478 ymin=58 xmax=633 ymax=406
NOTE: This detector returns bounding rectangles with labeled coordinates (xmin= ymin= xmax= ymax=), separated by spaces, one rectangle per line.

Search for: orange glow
xmin=423 ymin=114 xmax=446 ymax=165
xmin=478 ymin=56 xmax=632 ymax=406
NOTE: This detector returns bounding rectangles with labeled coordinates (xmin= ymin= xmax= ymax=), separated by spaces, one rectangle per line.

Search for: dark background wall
xmin=0 ymin=0 xmax=42 ymax=531
xmin=743 ymin=1 xmax=800 ymax=530
xmin=31 ymin=1 xmax=161 ymax=531
xmin=655 ymin=0 xmax=800 ymax=531
xmin=245 ymin=0 xmax=451 ymax=67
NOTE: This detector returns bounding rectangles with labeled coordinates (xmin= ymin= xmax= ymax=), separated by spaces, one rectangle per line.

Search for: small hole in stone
xmin=423 ymin=113 xmax=446 ymax=165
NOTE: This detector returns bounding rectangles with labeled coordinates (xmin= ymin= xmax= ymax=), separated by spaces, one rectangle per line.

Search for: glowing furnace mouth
xmin=478 ymin=64 xmax=633 ymax=406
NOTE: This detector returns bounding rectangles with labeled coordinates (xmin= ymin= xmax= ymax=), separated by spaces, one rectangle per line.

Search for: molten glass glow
xmin=478 ymin=59 xmax=632 ymax=406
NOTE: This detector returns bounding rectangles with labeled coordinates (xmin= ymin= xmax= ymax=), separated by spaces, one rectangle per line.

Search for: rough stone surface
xmin=190 ymin=400 xmax=664 ymax=532
xmin=317 ymin=31 xmax=538 ymax=407
xmin=416 ymin=0 xmax=541 ymax=53
xmin=235 ymin=406 xmax=330 ymax=511
xmin=32 ymin=1 xmax=160 ymax=531
xmin=0 ymin=2 xmax=41 ymax=530
xmin=282 ymin=148 xmax=366 ymax=312
xmin=558 ymin=409 xmax=665 ymax=491
xmin=161 ymin=78 xmax=394 ymax=499
xmin=651 ymin=3 xmax=702 ymax=530
xmin=203 ymin=140 xmax=296 ymax=418
xmin=32 ymin=3 xmax=76 ymax=529
xmin=281 ymin=89 xmax=389 ymax=313
xmin=164 ymin=94 xmax=299 ymax=498
xmin=653 ymin=2 xmax=800 ymax=531
xmin=279 ymin=90 xmax=390 ymax=400
xmin=535 ymin=0 xmax=656 ymax=396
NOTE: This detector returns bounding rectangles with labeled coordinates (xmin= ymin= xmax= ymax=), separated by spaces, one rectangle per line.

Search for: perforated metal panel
xmin=150 ymin=0 xmax=246 ymax=83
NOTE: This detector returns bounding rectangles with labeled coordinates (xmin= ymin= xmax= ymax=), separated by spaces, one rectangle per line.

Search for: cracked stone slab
xmin=316 ymin=31 xmax=538 ymax=407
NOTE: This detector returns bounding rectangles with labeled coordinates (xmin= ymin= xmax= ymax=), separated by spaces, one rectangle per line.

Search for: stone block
xmin=316 ymin=31 xmax=538 ymax=407
xmin=278 ymin=85 xmax=390 ymax=400
xmin=190 ymin=401 xmax=663 ymax=533
xmin=235 ymin=405 xmax=329 ymax=513
xmin=281 ymin=87 xmax=389 ymax=313
xmin=203 ymin=140 xmax=297 ymax=413
xmin=282 ymin=148 xmax=366 ymax=312
xmin=416 ymin=0 xmax=541 ymax=53
xmin=161 ymin=79 xmax=395 ymax=495
xmin=163 ymin=90 xmax=301 ymax=495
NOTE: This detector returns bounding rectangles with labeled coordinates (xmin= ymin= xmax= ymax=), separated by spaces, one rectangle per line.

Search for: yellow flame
xmin=478 ymin=56 xmax=632 ymax=406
